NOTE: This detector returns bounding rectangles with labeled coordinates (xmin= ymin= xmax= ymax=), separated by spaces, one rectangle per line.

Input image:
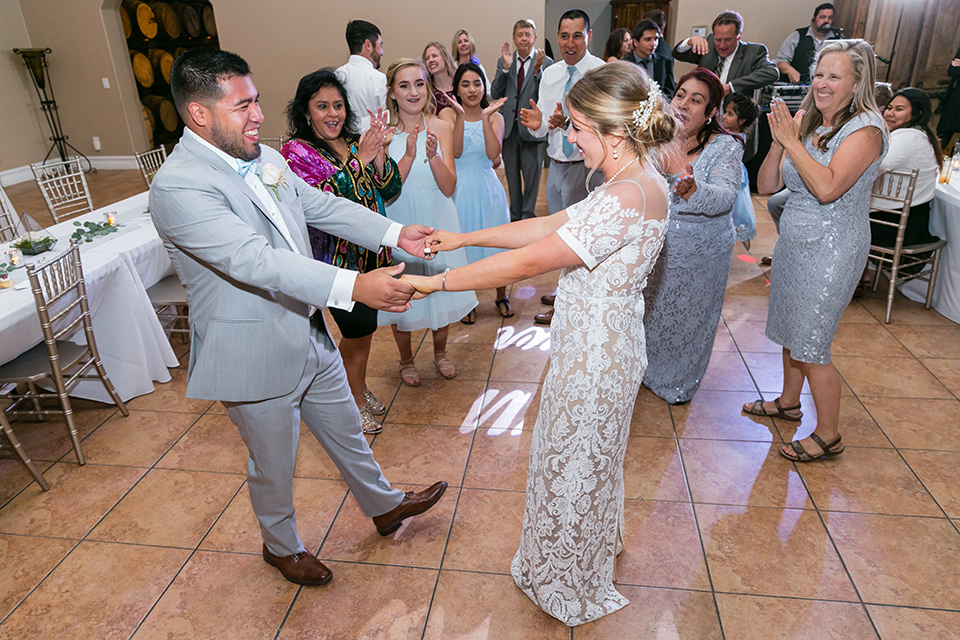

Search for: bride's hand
xmin=401 ymin=274 xmax=439 ymax=299
xmin=423 ymin=229 xmax=465 ymax=254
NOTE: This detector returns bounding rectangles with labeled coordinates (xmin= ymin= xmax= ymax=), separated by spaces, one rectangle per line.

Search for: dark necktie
xmin=715 ymin=56 xmax=725 ymax=79
xmin=517 ymin=58 xmax=526 ymax=93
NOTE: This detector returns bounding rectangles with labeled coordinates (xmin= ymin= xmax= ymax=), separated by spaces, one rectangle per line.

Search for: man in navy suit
xmin=626 ymin=18 xmax=675 ymax=97
xmin=491 ymin=19 xmax=554 ymax=221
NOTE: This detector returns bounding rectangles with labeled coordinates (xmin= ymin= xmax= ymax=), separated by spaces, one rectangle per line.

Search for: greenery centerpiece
xmin=71 ymin=219 xmax=122 ymax=243
xmin=11 ymin=233 xmax=57 ymax=255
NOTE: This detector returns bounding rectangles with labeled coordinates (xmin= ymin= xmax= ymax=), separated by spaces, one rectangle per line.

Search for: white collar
xmin=348 ymin=54 xmax=375 ymax=69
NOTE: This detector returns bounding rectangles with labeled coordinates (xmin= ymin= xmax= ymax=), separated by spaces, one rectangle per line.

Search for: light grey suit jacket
xmin=149 ymin=132 xmax=393 ymax=403
xmin=490 ymin=52 xmax=553 ymax=140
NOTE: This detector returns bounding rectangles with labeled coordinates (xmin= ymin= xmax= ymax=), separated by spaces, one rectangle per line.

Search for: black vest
xmin=789 ymin=27 xmax=841 ymax=84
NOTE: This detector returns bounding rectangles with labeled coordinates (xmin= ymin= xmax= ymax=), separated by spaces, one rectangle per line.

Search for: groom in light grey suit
xmin=150 ymin=49 xmax=447 ymax=586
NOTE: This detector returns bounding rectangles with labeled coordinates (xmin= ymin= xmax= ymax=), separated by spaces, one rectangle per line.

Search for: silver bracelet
xmin=441 ymin=268 xmax=451 ymax=291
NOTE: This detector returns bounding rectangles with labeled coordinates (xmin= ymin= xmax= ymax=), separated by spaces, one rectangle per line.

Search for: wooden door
xmin=611 ymin=1 xmax=671 ymax=36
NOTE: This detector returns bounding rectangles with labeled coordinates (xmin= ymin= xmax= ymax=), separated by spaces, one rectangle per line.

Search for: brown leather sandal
xmin=780 ymin=434 xmax=844 ymax=462
xmin=743 ymin=397 xmax=803 ymax=421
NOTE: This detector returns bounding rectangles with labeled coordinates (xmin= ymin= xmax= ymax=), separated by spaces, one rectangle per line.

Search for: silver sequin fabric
xmin=643 ymin=134 xmax=742 ymax=403
xmin=765 ymin=112 xmax=887 ymax=364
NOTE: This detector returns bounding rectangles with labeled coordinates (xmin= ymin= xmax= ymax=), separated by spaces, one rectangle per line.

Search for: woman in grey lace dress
xmin=744 ymin=40 xmax=887 ymax=461
xmin=643 ymin=68 xmax=741 ymax=404
xmin=403 ymin=63 xmax=677 ymax=626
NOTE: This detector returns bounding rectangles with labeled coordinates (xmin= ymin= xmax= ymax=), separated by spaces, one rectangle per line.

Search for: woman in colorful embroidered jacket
xmin=282 ymin=68 xmax=400 ymax=435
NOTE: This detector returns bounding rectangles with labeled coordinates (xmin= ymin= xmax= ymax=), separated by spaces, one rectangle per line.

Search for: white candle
xmin=104 ymin=211 xmax=118 ymax=226
xmin=7 ymin=247 xmax=22 ymax=267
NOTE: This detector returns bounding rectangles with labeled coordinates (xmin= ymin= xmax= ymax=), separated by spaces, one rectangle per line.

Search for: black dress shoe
xmin=761 ymin=255 xmax=772 ymax=266
xmin=373 ymin=481 xmax=447 ymax=536
xmin=262 ymin=544 xmax=332 ymax=586
xmin=540 ymin=294 xmax=556 ymax=306
xmin=534 ymin=309 xmax=554 ymax=324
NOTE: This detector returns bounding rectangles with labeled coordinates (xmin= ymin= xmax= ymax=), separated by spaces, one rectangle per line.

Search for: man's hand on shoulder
xmin=353 ymin=263 xmax=415 ymax=313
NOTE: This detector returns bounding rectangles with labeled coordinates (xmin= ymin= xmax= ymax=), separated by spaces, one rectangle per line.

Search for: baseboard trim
xmin=0 ymin=156 xmax=140 ymax=186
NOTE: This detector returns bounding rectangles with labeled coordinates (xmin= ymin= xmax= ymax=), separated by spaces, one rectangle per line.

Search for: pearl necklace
xmin=605 ymin=157 xmax=639 ymax=184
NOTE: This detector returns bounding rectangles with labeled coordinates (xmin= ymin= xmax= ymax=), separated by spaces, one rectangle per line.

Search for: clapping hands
xmin=358 ymin=107 xmax=389 ymax=165
xmin=767 ymin=98 xmax=804 ymax=150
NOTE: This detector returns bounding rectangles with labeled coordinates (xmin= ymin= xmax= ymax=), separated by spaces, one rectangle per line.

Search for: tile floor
xmin=1 ymin=171 xmax=959 ymax=639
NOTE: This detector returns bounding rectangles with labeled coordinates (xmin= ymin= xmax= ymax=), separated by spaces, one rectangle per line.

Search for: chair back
xmin=259 ymin=136 xmax=285 ymax=152
xmin=135 ymin=146 xmax=168 ymax=186
xmin=869 ymin=169 xmax=919 ymax=254
xmin=0 ymin=184 xmax=18 ymax=242
xmin=29 ymin=157 xmax=94 ymax=223
xmin=26 ymin=240 xmax=101 ymax=378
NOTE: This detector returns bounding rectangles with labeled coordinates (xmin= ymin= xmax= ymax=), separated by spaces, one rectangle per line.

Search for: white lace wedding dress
xmin=510 ymin=176 xmax=668 ymax=626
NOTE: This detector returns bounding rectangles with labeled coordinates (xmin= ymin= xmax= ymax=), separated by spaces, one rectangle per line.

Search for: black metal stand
xmin=13 ymin=48 xmax=94 ymax=172
xmin=876 ymin=1 xmax=906 ymax=83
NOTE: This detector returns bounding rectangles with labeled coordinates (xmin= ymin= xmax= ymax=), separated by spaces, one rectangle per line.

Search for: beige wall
xmin=0 ymin=0 xmax=47 ymax=172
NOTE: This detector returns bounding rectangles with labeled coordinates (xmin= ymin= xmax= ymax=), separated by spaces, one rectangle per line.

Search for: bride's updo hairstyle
xmin=565 ymin=61 xmax=676 ymax=168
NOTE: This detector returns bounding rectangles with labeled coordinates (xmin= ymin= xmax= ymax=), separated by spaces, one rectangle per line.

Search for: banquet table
xmin=0 ymin=193 xmax=179 ymax=402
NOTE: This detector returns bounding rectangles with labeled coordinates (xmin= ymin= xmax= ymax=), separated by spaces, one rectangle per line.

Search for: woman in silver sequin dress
xmin=643 ymin=68 xmax=742 ymax=404
xmin=744 ymin=40 xmax=887 ymax=462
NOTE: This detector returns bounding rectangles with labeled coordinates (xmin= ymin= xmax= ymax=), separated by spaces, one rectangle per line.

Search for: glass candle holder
xmin=104 ymin=211 xmax=118 ymax=226
xmin=939 ymin=157 xmax=952 ymax=184
xmin=7 ymin=246 xmax=23 ymax=268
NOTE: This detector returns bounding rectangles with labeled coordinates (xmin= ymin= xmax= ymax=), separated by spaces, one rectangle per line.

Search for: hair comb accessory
xmin=632 ymin=81 xmax=661 ymax=132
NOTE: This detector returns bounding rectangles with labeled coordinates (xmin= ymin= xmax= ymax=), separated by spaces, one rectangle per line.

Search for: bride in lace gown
xmin=402 ymin=63 xmax=677 ymax=626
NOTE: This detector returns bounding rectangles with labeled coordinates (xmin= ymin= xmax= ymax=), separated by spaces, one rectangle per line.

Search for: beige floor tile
xmin=681 ymin=440 xmax=812 ymax=509
xmin=861 ymin=397 xmax=960 ymax=450
xmin=320 ymin=483 xmax=455 ymax=569
xmin=125 ymin=365 xmax=214 ymax=413
xmin=743 ymin=351 xmax=813 ymax=395
xmin=726 ymin=319 xmax=782 ymax=353
xmin=834 ymin=356 xmax=952 ymax=399
xmin=798 ymin=448 xmax=942 ymax=516
xmin=901 ymin=450 xmax=960 ymax=519
xmin=921 ymin=358 xmax=960 ymax=395
xmin=623 ymin=436 xmax=690 ymax=502
xmin=489 ymin=337 xmax=551 ymax=383
xmin=711 ymin=321 xmax=738 ymax=352
xmin=294 ymin=422 xmax=351 ymax=480
xmin=697 ymin=505 xmax=858 ymax=601
xmin=0 ymin=534 xmax=75 ymax=619
xmin=413 ymin=342 xmax=495 ymax=382
xmin=573 ymin=586 xmax=722 ymax=639
xmin=464 ymin=381 xmax=540 ymax=434
xmin=370 ymin=423 xmax=470 ymax=486
xmin=156 ymin=413 xmax=250 ymax=474
xmin=867 ymin=604 xmax=960 ymax=640
xmin=831 ymin=323 xmax=913 ymax=357
xmin=446 ymin=308 xmax=511 ymax=344
xmin=725 ymin=273 xmax=774 ymax=297
xmin=385 ymin=378 xmax=488 ymax=428
xmin=825 ymin=512 xmax=960 ymax=608
xmin=0 ymin=540 xmax=188 ymax=639
xmin=630 ymin=386 xmax=675 ymax=437
xmin=88 ymin=468 xmax=243 ymax=548
xmin=463 ymin=430 xmax=532 ymax=491
xmin=716 ymin=593 xmax=878 ymax=640
xmin=0 ymin=463 xmax=145 ymax=538
xmin=443 ymin=488 xmax=524 ymax=574
xmin=859 ymin=294 xmax=957 ymax=326
xmin=199 ymin=478 xmax=348 ymax=554
xmin=839 ymin=300 xmax=883 ymax=324
xmin=422 ymin=570 xmax=569 ymax=639
xmin=886 ymin=324 xmax=960 ymax=359
xmin=672 ymin=390 xmax=780 ymax=442
xmin=133 ymin=551 xmax=298 ymax=640
xmin=617 ymin=500 xmax=711 ymax=591
xmin=67 ymin=410 xmax=197 ymax=467
xmin=721 ymin=295 xmax=770 ymax=323
xmin=698 ymin=351 xmax=758 ymax=393
xmin=277 ymin=562 xmax=436 ymax=639
xmin=781 ymin=395 xmax=895 ymax=449
xmin=11 ymin=403 xmax=117 ymax=462
xmin=0 ymin=458 xmax=44 ymax=505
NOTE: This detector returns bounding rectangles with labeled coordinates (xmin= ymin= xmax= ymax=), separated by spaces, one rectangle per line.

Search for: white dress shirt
xmin=185 ymin=128 xmax=403 ymax=311
xmin=527 ymin=52 xmax=605 ymax=161
xmin=336 ymin=55 xmax=388 ymax=132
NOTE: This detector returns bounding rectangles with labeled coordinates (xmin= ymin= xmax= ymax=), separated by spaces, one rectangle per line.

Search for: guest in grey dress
xmin=644 ymin=68 xmax=741 ymax=404
xmin=745 ymin=40 xmax=887 ymax=462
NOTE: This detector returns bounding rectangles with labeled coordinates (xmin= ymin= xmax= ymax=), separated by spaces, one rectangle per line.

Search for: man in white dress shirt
xmin=336 ymin=20 xmax=386 ymax=131
xmin=519 ymin=9 xmax=605 ymax=324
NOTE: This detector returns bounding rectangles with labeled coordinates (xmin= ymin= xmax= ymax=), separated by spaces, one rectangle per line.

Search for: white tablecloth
xmin=0 ymin=193 xmax=179 ymax=401
xmin=899 ymin=178 xmax=960 ymax=324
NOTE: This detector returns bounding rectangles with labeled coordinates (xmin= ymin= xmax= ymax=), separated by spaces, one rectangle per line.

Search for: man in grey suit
xmin=491 ymin=19 xmax=553 ymax=221
xmin=150 ymin=49 xmax=447 ymax=587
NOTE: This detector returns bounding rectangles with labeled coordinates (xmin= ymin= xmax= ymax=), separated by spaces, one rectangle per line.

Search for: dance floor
xmin=1 ymin=169 xmax=959 ymax=639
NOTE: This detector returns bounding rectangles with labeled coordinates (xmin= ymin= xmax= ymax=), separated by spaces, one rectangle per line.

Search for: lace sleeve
xmin=674 ymin=135 xmax=742 ymax=217
xmin=557 ymin=180 xmax=666 ymax=269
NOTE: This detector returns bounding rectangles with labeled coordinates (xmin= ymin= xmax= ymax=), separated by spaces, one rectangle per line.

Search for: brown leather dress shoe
xmin=761 ymin=255 xmax=772 ymax=266
xmin=540 ymin=294 xmax=556 ymax=306
xmin=534 ymin=308 xmax=554 ymax=324
xmin=262 ymin=544 xmax=332 ymax=586
xmin=373 ymin=481 xmax=448 ymax=536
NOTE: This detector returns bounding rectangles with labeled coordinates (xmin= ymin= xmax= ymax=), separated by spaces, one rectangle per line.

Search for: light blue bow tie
xmin=237 ymin=159 xmax=258 ymax=178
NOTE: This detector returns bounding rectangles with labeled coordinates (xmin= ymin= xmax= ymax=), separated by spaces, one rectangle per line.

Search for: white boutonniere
xmin=260 ymin=163 xmax=288 ymax=201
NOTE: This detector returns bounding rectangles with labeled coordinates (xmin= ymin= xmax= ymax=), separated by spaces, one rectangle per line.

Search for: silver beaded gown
xmin=766 ymin=112 xmax=887 ymax=363
xmin=511 ymin=176 xmax=668 ymax=626
xmin=642 ymin=134 xmax=741 ymax=403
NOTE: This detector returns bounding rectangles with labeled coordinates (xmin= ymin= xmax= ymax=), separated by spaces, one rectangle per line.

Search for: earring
xmin=706 ymin=117 xmax=712 ymax=125
xmin=849 ymin=101 xmax=855 ymax=113
xmin=612 ymin=145 xmax=619 ymax=160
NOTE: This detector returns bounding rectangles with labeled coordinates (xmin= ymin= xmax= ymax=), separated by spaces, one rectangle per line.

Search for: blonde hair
xmin=385 ymin=58 xmax=437 ymax=127
xmin=798 ymin=39 xmax=881 ymax=151
xmin=565 ymin=61 xmax=677 ymax=179
xmin=452 ymin=29 xmax=476 ymax=63
xmin=422 ymin=42 xmax=456 ymax=79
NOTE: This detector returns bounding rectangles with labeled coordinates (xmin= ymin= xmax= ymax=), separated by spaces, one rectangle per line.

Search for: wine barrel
xmin=202 ymin=5 xmax=217 ymax=37
xmin=141 ymin=103 xmax=155 ymax=146
xmin=131 ymin=51 xmax=154 ymax=88
xmin=147 ymin=49 xmax=175 ymax=84
xmin=173 ymin=2 xmax=201 ymax=38
xmin=143 ymin=95 xmax=178 ymax=132
xmin=173 ymin=46 xmax=188 ymax=60
xmin=122 ymin=0 xmax=157 ymax=39
xmin=150 ymin=1 xmax=180 ymax=39
xmin=120 ymin=6 xmax=132 ymax=39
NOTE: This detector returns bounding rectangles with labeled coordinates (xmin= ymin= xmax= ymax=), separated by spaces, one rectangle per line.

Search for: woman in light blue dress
xmin=450 ymin=62 xmax=513 ymax=322
xmin=746 ymin=40 xmax=887 ymax=462
xmin=722 ymin=93 xmax=760 ymax=248
xmin=379 ymin=58 xmax=477 ymax=386
xmin=642 ymin=69 xmax=741 ymax=405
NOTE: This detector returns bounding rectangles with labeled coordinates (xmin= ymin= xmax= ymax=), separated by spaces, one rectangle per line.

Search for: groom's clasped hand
xmin=399 ymin=228 xmax=462 ymax=298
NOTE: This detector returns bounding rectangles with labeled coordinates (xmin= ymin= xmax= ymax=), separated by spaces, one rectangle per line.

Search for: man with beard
xmin=775 ymin=3 xmax=842 ymax=84
xmin=336 ymin=20 xmax=386 ymax=131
